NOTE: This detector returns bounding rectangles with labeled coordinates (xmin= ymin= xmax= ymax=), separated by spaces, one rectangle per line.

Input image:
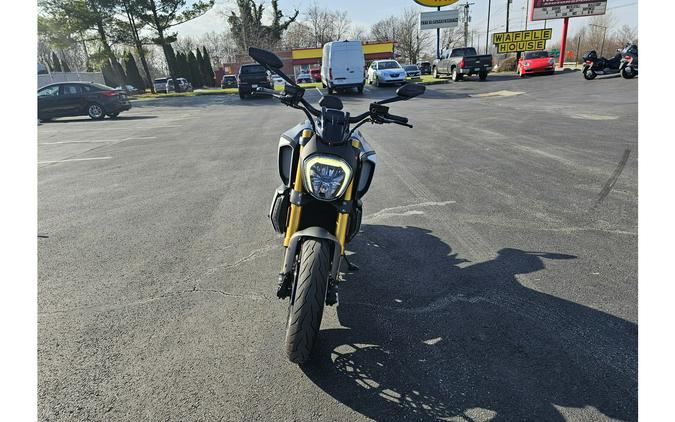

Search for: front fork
xmin=277 ymin=133 xmax=360 ymax=301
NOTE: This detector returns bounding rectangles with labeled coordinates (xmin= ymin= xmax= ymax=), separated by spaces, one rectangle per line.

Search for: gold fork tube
xmin=283 ymin=133 xmax=310 ymax=246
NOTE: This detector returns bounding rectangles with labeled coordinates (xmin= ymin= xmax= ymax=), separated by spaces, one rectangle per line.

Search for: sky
xmin=176 ymin=0 xmax=638 ymax=50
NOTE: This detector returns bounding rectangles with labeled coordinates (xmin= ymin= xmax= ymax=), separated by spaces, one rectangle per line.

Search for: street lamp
xmin=589 ymin=23 xmax=608 ymax=57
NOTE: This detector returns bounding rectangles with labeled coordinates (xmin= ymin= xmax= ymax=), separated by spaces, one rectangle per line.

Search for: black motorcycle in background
xmin=619 ymin=44 xmax=638 ymax=79
xmin=582 ymin=43 xmax=638 ymax=80
xmin=582 ymin=50 xmax=622 ymax=80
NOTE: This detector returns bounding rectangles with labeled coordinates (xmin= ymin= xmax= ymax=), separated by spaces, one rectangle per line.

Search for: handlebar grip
xmin=385 ymin=113 xmax=408 ymax=124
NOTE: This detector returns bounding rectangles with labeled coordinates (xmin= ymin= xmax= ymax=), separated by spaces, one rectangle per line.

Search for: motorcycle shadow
xmin=301 ymin=225 xmax=637 ymax=421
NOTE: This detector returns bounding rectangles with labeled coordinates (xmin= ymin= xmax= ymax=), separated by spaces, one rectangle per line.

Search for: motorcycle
xmin=619 ymin=43 xmax=638 ymax=79
xmin=582 ymin=50 xmax=622 ymax=80
xmin=248 ymin=47 xmax=425 ymax=364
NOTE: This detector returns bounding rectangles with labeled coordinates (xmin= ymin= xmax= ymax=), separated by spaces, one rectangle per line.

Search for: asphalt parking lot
xmin=38 ymin=71 xmax=637 ymax=422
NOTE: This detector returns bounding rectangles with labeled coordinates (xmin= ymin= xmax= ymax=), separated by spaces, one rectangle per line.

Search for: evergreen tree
xmin=51 ymin=51 xmax=62 ymax=72
xmin=178 ymin=53 xmax=190 ymax=79
xmin=196 ymin=48 xmax=206 ymax=83
xmin=124 ymin=51 xmax=145 ymax=89
xmin=202 ymin=46 xmax=216 ymax=87
xmin=62 ymin=58 xmax=71 ymax=73
xmin=187 ymin=51 xmax=203 ymax=88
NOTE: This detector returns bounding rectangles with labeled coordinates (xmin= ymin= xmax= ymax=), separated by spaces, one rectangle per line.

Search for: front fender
xmin=282 ymin=227 xmax=342 ymax=278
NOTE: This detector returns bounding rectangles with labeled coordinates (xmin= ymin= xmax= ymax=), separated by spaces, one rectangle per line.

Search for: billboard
xmin=420 ymin=10 xmax=460 ymax=30
xmin=492 ymin=28 xmax=553 ymax=53
xmin=531 ymin=0 xmax=607 ymax=21
xmin=413 ymin=0 xmax=460 ymax=7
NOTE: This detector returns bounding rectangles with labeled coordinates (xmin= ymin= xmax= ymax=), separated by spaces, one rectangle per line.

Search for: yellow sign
xmin=413 ymin=0 xmax=461 ymax=7
xmin=492 ymin=29 xmax=552 ymax=53
xmin=291 ymin=42 xmax=394 ymax=60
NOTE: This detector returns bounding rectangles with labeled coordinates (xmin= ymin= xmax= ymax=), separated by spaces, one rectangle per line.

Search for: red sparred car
xmin=517 ymin=51 xmax=556 ymax=77
xmin=309 ymin=67 xmax=321 ymax=82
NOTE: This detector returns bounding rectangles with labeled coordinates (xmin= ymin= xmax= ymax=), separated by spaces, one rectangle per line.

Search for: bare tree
xmin=284 ymin=22 xmax=315 ymax=49
xmin=370 ymin=16 xmax=398 ymax=42
xmin=395 ymin=8 xmax=431 ymax=63
xmin=349 ymin=24 xmax=368 ymax=42
xmin=305 ymin=1 xmax=352 ymax=47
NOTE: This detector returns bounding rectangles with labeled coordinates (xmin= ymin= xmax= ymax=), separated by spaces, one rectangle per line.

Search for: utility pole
xmin=485 ymin=0 xmax=492 ymax=54
xmin=506 ymin=0 xmax=512 ymax=33
xmin=436 ymin=6 xmax=441 ymax=59
xmin=524 ymin=0 xmax=530 ymax=30
xmin=590 ymin=23 xmax=608 ymax=57
xmin=462 ymin=2 xmax=475 ymax=48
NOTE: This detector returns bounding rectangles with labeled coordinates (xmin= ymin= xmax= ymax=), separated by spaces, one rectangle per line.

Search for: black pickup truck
xmin=432 ymin=47 xmax=493 ymax=81
xmin=237 ymin=63 xmax=272 ymax=99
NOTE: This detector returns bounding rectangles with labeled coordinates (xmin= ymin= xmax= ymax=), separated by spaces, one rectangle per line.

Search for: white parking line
xmin=40 ymin=136 xmax=157 ymax=145
xmin=38 ymin=157 xmax=113 ymax=164
xmin=40 ymin=140 xmax=117 ymax=145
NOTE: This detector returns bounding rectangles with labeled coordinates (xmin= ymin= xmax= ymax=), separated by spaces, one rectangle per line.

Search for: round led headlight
xmin=303 ymin=155 xmax=353 ymax=201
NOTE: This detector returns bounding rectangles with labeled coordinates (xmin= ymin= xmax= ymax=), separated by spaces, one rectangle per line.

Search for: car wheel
xmin=357 ymin=84 xmax=364 ymax=94
xmin=479 ymin=71 xmax=488 ymax=81
xmin=39 ymin=117 xmax=52 ymax=122
xmin=451 ymin=68 xmax=462 ymax=82
xmin=87 ymin=103 xmax=105 ymax=120
xmin=327 ymin=86 xmax=334 ymax=95
xmin=433 ymin=67 xmax=439 ymax=79
xmin=107 ymin=112 xmax=120 ymax=119
xmin=374 ymin=76 xmax=379 ymax=87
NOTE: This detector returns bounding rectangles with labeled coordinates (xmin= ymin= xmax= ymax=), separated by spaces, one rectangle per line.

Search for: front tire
xmin=433 ymin=66 xmax=439 ymax=79
xmin=452 ymin=68 xmax=462 ymax=82
xmin=87 ymin=103 xmax=105 ymax=120
xmin=285 ymin=238 xmax=331 ymax=364
xmin=621 ymin=66 xmax=635 ymax=79
xmin=583 ymin=68 xmax=597 ymax=80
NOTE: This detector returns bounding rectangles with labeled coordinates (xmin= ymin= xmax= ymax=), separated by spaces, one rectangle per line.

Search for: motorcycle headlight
xmin=303 ymin=155 xmax=353 ymax=201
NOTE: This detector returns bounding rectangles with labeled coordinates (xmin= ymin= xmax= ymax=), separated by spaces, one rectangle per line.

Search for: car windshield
xmin=154 ymin=78 xmax=167 ymax=83
xmin=240 ymin=65 xmax=265 ymax=74
xmin=379 ymin=61 xmax=400 ymax=69
xmin=524 ymin=51 xmax=549 ymax=59
xmin=223 ymin=76 xmax=235 ymax=81
xmin=404 ymin=65 xmax=419 ymax=71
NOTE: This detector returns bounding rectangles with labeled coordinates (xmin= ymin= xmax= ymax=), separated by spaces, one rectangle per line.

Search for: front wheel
xmin=373 ymin=76 xmax=380 ymax=87
xmin=357 ymin=84 xmax=364 ymax=94
xmin=452 ymin=68 xmax=462 ymax=82
xmin=433 ymin=67 xmax=439 ymax=79
xmin=621 ymin=66 xmax=635 ymax=79
xmin=583 ymin=68 xmax=597 ymax=80
xmin=285 ymin=238 xmax=331 ymax=364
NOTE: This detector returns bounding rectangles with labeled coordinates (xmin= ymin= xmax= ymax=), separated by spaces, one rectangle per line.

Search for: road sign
xmin=492 ymin=28 xmax=552 ymax=53
xmin=531 ymin=0 xmax=607 ymax=21
xmin=420 ymin=9 xmax=460 ymax=30
xmin=414 ymin=0 xmax=461 ymax=7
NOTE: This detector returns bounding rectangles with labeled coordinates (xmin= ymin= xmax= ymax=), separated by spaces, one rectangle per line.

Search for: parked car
xmin=432 ymin=47 xmax=492 ymax=81
xmin=321 ymin=40 xmax=366 ymax=94
xmin=153 ymin=77 xmax=168 ymax=92
xmin=237 ymin=63 xmax=272 ymax=99
xmin=296 ymin=73 xmax=313 ymax=84
xmin=517 ymin=51 xmax=555 ymax=77
xmin=367 ymin=60 xmax=406 ymax=87
xmin=309 ymin=67 xmax=321 ymax=82
xmin=403 ymin=64 xmax=422 ymax=80
xmin=271 ymin=73 xmax=285 ymax=86
xmin=115 ymin=85 xmax=140 ymax=95
xmin=221 ymin=74 xmax=237 ymax=88
xmin=38 ymin=82 xmax=131 ymax=121
xmin=419 ymin=61 xmax=431 ymax=75
xmin=166 ymin=78 xmax=192 ymax=93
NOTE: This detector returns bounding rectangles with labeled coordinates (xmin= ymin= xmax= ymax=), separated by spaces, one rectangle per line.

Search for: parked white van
xmin=321 ymin=40 xmax=365 ymax=95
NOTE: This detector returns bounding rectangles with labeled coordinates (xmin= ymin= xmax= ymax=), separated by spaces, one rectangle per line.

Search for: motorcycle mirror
xmin=396 ymin=83 xmax=425 ymax=100
xmin=248 ymin=47 xmax=283 ymax=70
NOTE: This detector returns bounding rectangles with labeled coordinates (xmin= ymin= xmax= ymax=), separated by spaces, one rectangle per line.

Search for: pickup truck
xmin=432 ymin=47 xmax=492 ymax=81
xmin=237 ymin=63 xmax=272 ymax=99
